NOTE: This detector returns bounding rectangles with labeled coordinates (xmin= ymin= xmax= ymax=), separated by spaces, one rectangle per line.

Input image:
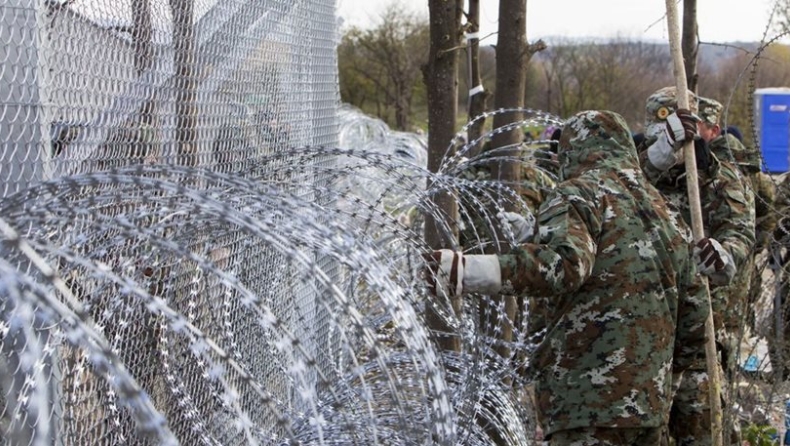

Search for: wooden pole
xmin=664 ymin=1 xmax=723 ymax=445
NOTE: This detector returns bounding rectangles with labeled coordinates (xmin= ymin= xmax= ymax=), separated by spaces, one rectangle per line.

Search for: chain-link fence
xmin=0 ymin=0 xmax=354 ymax=444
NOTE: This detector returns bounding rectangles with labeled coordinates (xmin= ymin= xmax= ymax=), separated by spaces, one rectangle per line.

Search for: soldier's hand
xmin=422 ymin=250 xmax=502 ymax=297
xmin=692 ymin=238 xmax=736 ymax=285
xmin=776 ymin=216 xmax=790 ymax=242
xmin=666 ymin=108 xmax=699 ymax=145
xmin=646 ymin=110 xmax=696 ymax=171
xmin=499 ymin=211 xmax=536 ymax=244
xmin=422 ymin=249 xmax=464 ymax=297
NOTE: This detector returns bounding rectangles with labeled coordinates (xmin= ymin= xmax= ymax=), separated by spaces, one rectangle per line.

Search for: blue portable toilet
xmin=755 ymin=88 xmax=790 ymax=173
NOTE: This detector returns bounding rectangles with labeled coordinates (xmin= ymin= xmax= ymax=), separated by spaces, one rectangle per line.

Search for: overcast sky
xmin=336 ymin=0 xmax=783 ymax=45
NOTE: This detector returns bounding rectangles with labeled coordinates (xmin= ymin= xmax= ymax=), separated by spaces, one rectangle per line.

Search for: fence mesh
xmin=0 ymin=0 xmax=350 ymax=444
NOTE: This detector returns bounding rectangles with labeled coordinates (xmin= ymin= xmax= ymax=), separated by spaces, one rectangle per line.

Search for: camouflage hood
xmin=557 ymin=110 xmax=639 ymax=180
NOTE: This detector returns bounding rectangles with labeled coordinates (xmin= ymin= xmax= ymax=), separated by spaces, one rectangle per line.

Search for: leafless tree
xmin=682 ymin=0 xmax=699 ymax=91
xmin=338 ymin=6 xmax=429 ymax=131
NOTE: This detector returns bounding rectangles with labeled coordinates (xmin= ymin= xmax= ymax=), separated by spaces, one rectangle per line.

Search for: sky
xmin=336 ymin=0 xmax=784 ymax=45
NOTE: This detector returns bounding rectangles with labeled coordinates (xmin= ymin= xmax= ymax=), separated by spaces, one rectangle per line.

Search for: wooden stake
xmin=664 ymin=1 xmax=723 ymax=445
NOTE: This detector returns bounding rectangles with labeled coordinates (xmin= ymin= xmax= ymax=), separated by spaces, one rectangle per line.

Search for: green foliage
xmin=743 ymin=423 xmax=779 ymax=446
xmin=337 ymin=3 xmax=429 ymax=131
xmin=339 ymin=9 xmax=790 ymax=138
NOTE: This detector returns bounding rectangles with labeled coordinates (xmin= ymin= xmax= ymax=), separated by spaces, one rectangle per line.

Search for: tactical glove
xmin=646 ymin=109 xmax=699 ymax=171
xmin=666 ymin=108 xmax=698 ymax=145
xmin=422 ymin=249 xmax=502 ymax=297
xmin=692 ymin=238 xmax=736 ymax=285
xmin=776 ymin=216 xmax=790 ymax=242
xmin=499 ymin=211 xmax=536 ymax=244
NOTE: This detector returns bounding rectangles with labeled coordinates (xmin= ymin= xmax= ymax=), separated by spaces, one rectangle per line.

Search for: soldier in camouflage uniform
xmin=425 ymin=110 xmax=710 ymax=445
xmin=770 ymin=170 xmax=790 ymax=378
xmin=699 ymin=98 xmax=775 ymax=357
xmin=697 ymin=97 xmax=758 ymax=376
xmin=719 ymin=124 xmax=778 ymax=332
xmin=638 ymin=88 xmax=756 ymax=446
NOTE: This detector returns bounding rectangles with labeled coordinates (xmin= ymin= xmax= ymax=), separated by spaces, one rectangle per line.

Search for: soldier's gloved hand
xmin=423 ymin=250 xmax=464 ymax=298
xmin=498 ymin=211 xmax=536 ymax=244
xmin=646 ymin=109 xmax=699 ymax=171
xmin=692 ymin=238 xmax=736 ymax=285
xmin=776 ymin=216 xmax=790 ymax=242
xmin=665 ymin=108 xmax=698 ymax=146
xmin=422 ymin=250 xmax=502 ymax=297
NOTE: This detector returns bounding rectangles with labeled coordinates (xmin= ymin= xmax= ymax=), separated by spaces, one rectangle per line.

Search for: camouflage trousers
xmin=669 ymin=364 xmax=740 ymax=446
xmin=669 ymin=369 xmax=712 ymax=446
xmin=548 ymin=426 xmax=668 ymax=446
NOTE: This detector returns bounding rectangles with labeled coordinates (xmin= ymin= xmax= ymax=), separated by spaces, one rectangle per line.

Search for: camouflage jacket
xmin=455 ymin=148 xmax=556 ymax=251
xmin=639 ymin=139 xmax=755 ymax=269
xmin=497 ymin=111 xmax=709 ymax=434
xmin=640 ymin=138 xmax=755 ymax=332
xmin=707 ymin=134 xmax=775 ymax=245
xmin=706 ymin=134 xmax=770 ymax=330
xmin=774 ymin=174 xmax=790 ymax=242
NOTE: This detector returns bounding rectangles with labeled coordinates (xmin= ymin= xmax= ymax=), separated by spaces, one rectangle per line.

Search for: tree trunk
xmin=490 ymin=0 xmax=527 ymax=182
xmin=483 ymin=0 xmax=531 ymax=391
xmin=682 ymin=0 xmax=699 ymax=92
xmin=466 ymin=0 xmax=489 ymax=156
xmin=132 ymin=0 xmax=153 ymax=76
xmin=170 ymin=0 xmax=198 ymax=166
xmin=395 ymin=92 xmax=409 ymax=131
xmin=132 ymin=0 xmax=156 ymax=139
xmin=424 ymin=0 xmax=464 ymax=353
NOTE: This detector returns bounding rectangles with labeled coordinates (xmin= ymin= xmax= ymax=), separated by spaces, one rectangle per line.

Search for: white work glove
xmin=646 ymin=109 xmax=699 ymax=171
xmin=498 ymin=211 xmax=536 ymax=244
xmin=692 ymin=238 xmax=736 ymax=286
xmin=423 ymin=249 xmax=502 ymax=297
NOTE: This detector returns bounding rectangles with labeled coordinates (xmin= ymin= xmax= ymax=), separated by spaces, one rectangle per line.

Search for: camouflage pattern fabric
xmin=697 ymin=96 xmax=723 ymax=126
xmin=454 ymin=143 xmax=557 ymax=381
xmin=771 ymin=174 xmax=790 ymax=377
xmin=707 ymin=133 xmax=743 ymax=165
xmin=638 ymin=143 xmax=755 ymax=291
xmin=647 ymin=133 xmax=756 ymax=334
xmin=548 ymin=426 xmax=668 ymax=446
xmin=456 ymin=145 xmax=557 ymax=251
xmin=752 ymin=171 xmax=777 ymax=249
xmin=639 ymin=98 xmax=755 ymax=445
xmin=639 ymin=136 xmax=754 ymax=347
xmin=746 ymin=170 xmax=776 ymax=335
xmin=708 ymin=133 xmax=776 ymax=334
xmin=718 ymin=133 xmax=778 ymax=249
xmin=706 ymin=139 xmax=756 ymax=335
xmin=668 ymin=369 xmax=712 ymax=446
xmin=496 ymin=110 xmax=709 ymax=436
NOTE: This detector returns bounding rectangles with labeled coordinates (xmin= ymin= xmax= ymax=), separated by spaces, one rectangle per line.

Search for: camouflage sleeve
xmin=519 ymin=165 xmax=557 ymax=214
xmin=774 ymin=175 xmax=790 ymax=240
xmin=672 ymin=242 xmax=710 ymax=373
xmin=708 ymin=165 xmax=756 ymax=269
xmin=496 ymin=183 xmax=600 ymax=297
xmin=754 ymin=172 xmax=777 ymax=243
xmin=638 ymin=145 xmax=666 ymax=185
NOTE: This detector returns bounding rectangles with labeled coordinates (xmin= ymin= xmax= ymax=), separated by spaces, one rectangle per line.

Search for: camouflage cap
xmin=645 ymin=86 xmax=698 ymax=126
xmin=698 ymin=96 xmax=723 ymax=125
